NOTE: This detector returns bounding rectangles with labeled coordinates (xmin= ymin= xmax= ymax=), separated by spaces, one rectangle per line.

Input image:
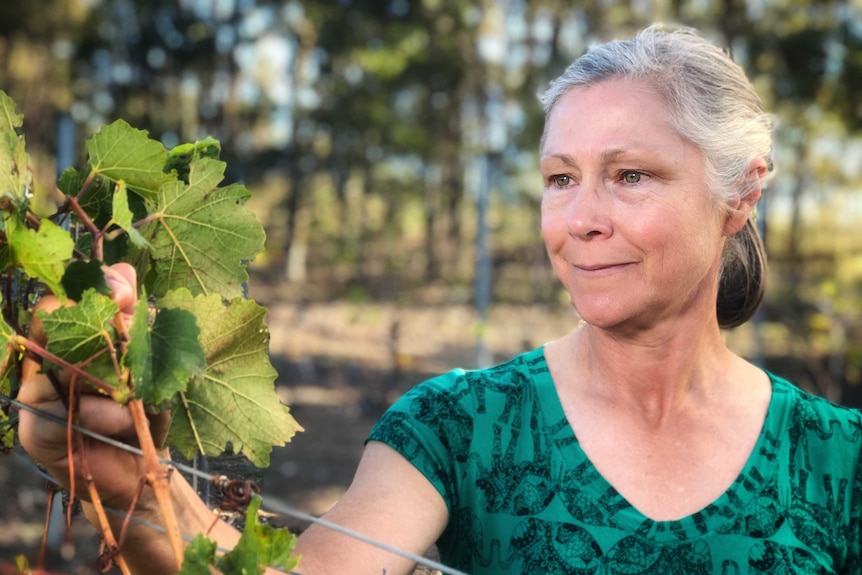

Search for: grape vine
xmin=0 ymin=90 xmax=302 ymax=573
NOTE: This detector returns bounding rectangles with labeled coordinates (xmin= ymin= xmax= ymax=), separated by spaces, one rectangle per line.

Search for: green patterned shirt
xmin=367 ymin=347 xmax=862 ymax=574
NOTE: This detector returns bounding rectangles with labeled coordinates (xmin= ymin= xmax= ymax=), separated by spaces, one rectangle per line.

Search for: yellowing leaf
xmin=7 ymin=217 xmax=74 ymax=300
xmin=0 ymin=90 xmax=32 ymax=203
xmin=159 ymin=289 xmax=302 ymax=467
xmin=135 ymin=158 xmax=265 ymax=299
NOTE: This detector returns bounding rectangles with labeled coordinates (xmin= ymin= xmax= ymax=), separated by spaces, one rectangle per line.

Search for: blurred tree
xmin=740 ymin=3 xmax=862 ymax=403
xmin=0 ymin=0 xmax=92 ymax=211
xmin=1 ymin=0 xmax=860 ymax=395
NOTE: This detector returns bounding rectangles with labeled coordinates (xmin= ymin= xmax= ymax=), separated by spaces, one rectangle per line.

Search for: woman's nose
xmin=566 ymin=180 xmax=612 ymax=240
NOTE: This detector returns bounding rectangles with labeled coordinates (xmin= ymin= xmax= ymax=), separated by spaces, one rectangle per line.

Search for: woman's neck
xmin=558 ymin=316 xmax=739 ymax=428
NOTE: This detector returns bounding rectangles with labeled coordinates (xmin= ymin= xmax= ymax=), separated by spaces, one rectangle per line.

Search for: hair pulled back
xmin=541 ymin=26 xmax=773 ymax=328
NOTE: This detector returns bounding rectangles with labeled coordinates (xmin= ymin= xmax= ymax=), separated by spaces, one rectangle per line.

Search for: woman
xmin=19 ymin=26 xmax=862 ymax=574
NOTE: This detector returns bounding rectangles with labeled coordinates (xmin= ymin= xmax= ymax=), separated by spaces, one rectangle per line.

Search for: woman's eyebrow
xmin=540 ymin=153 xmax=577 ymax=167
xmin=542 ymin=148 xmax=637 ymax=166
xmin=600 ymin=148 xmax=635 ymax=162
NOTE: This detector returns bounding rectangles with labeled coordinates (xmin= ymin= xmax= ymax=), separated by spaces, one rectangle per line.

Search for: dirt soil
xmin=0 ymin=283 xmax=578 ymax=574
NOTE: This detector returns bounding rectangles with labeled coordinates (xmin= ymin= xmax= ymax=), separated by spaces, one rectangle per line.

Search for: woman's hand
xmin=17 ymin=264 xmax=243 ymax=573
xmin=17 ymin=263 xmax=156 ymax=509
xmin=17 ymin=264 xmax=188 ymax=564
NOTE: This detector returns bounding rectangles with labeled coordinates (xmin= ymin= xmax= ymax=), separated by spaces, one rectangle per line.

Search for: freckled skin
xmin=539 ymin=79 xmax=729 ymax=335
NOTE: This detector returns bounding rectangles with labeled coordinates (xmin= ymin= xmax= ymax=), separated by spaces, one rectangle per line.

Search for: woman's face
xmin=540 ymin=79 xmax=732 ymax=333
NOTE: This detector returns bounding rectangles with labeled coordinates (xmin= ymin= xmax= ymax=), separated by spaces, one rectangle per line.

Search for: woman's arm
xmin=17 ymin=266 xmax=448 ymax=574
xmin=20 ymin=385 xmax=447 ymax=575
xmin=291 ymin=440 xmax=449 ymax=575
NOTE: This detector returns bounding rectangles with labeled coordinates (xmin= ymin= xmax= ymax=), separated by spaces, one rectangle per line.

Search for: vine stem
xmin=37 ymin=485 xmax=58 ymax=570
xmin=66 ymin=195 xmax=103 ymax=261
xmin=109 ymin=284 xmax=185 ymax=569
xmin=77 ymin=422 xmax=132 ymax=575
xmin=132 ymin=212 xmax=159 ymax=228
xmin=67 ymin=375 xmax=79 ymax=529
xmin=75 ymin=170 xmax=96 ymax=201
xmin=13 ymin=336 xmax=128 ymax=402
xmin=65 ymin=196 xmax=100 ymax=238
xmin=128 ymin=398 xmax=185 ymax=570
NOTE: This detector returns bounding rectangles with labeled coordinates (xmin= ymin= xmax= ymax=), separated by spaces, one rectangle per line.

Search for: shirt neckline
xmin=525 ymin=346 xmax=783 ymax=539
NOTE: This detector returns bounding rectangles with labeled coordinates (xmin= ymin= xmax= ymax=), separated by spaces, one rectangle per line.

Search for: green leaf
xmin=135 ymin=158 xmax=265 ymax=299
xmin=111 ymin=180 xmax=149 ymax=247
xmin=0 ymin=90 xmax=32 ymax=203
xmin=7 ymin=217 xmax=74 ymax=300
xmin=0 ymin=295 xmax=16 ymax=397
xmin=75 ymin=174 xmax=115 ymax=229
xmin=0 ymin=243 xmax=8 ymax=273
xmin=57 ymin=166 xmax=85 ymax=197
xmin=214 ymin=495 xmax=299 ymax=575
xmin=61 ymin=260 xmax=111 ymax=302
xmin=86 ymin=120 xmax=174 ymax=200
xmin=177 ymin=498 xmax=299 ymax=575
xmin=165 ymin=137 xmax=221 ymax=183
xmin=37 ymin=289 xmax=119 ymax=378
xmin=178 ymin=534 xmax=218 ymax=575
xmin=0 ymin=409 xmax=14 ymax=450
xmin=159 ymin=289 xmax=301 ymax=467
xmin=126 ymin=296 xmax=206 ymax=407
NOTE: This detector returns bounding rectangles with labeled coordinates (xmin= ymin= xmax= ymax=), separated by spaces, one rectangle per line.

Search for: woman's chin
xmin=571 ymin=298 xmax=635 ymax=329
xmin=573 ymin=304 xmax=666 ymax=336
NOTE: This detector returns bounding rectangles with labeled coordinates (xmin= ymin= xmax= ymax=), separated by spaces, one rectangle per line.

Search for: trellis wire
xmin=10 ymin=453 xmax=304 ymax=575
xmin=2 ymin=393 xmax=469 ymax=575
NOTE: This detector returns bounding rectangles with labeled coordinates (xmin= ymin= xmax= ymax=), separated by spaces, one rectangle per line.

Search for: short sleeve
xmin=844 ymin=413 xmax=862 ymax=572
xmin=366 ymin=370 xmax=473 ymax=514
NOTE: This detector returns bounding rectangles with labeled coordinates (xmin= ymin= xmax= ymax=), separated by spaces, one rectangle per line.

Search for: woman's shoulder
xmin=378 ymin=347 xmax=549 ymax=428
xmin=767 ymin=371 xmax=862 ymax=450
xmin=366 ymin=348 xmax=550 ymax=501
xmin=406 ymin=347 xmax=547 ymax=398
xmin=769 ymin=371 xmax=862 ymax=422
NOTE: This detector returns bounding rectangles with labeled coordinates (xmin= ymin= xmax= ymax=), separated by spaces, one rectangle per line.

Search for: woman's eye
xmin=551 ymin=175 xmax=571 ymax=187
xmin=622 ymin=171 xmax=642 ymax=184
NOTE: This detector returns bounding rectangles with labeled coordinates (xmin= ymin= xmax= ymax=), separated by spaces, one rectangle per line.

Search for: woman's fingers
xmin=76 ymin=395 xmax=139 ymax=440
xmin=17 ymin=339 xmax=63 ymax=404
xmin=18 ymin=389 xmax=167 ymax=503
xmin=18 ymin=382 xmax=136 ymax=456
xmin=17 ymin=262 xmax=143 ymax=482
xmin=103 ymin=262 xmax=137 ymax=316
xmin=27 ymin=294 xmax=63 ymax=347
xmin=16 ymin=398 xmax=69 ymax=472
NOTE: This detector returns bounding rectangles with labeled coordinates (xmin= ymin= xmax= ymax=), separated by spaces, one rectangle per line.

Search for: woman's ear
xmin=723 ymin=157 xmax=768 ymax=236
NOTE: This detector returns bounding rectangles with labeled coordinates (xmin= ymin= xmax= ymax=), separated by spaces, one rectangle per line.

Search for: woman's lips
xmin=573 ymin=262 xmax=634 ymax=273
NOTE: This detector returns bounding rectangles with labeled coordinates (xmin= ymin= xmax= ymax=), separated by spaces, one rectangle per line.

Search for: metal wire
xmin=9 ymin=452 xmax=305 ymax=575
xmin=1 ymin=393 xmax=469 ymax=575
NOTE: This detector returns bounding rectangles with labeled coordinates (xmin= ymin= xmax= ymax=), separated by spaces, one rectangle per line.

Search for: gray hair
xmin=541 ymin=25 xmax=774 ymax=328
